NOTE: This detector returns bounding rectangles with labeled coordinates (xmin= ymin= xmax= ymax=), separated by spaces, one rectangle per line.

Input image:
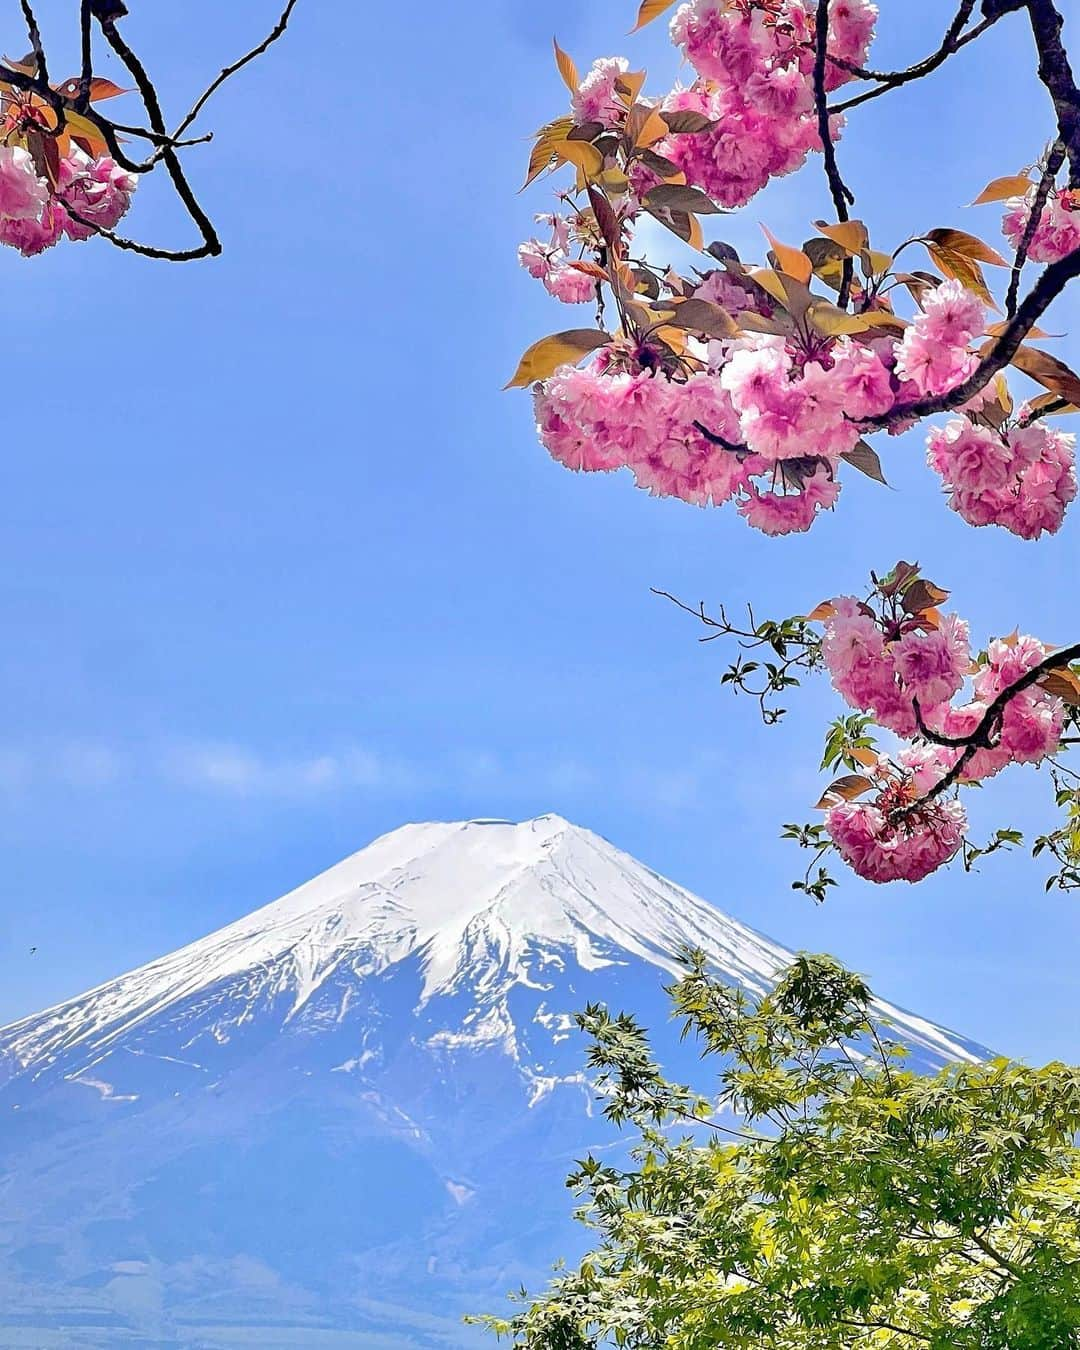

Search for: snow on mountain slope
xmin=0 ymin=815 xmax=984 ymax=1091
xmin=0 ymin=816 xmax=991 ymax=1348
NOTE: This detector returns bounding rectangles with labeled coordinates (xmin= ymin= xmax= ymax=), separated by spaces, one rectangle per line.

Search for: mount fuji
xmin=0 ymin=815 xmax=988 ymax=1348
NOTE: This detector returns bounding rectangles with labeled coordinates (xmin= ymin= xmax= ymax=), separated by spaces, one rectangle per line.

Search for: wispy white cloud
xmin=162 ymin=742 xmax=425 ymax=798
xmin=0 ymin=733 xmax=734 ymax=817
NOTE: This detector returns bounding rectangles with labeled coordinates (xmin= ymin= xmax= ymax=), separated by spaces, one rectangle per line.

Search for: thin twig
xmin=95 ymin=17 xmax=221 ymax=259
xmin=828 ymin=6 xmax=995 ymax=115
xmin=161 ymin=0 xmax=299 ymax=159
xmin=18 ymin=0 xmax=47 ymax=83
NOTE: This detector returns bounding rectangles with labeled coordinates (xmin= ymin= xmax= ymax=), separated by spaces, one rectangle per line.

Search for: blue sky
xmin=1 ymin=0 xmax=1078 ymax=1062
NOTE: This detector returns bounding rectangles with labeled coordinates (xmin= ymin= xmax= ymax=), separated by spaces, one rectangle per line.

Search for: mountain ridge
xmin=0 ymin=815 xmax=991 ymax=1348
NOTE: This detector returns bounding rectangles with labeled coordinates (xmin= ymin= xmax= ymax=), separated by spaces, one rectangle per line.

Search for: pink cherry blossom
xmin=544 ymin=264 xmax=596 ymax=304
xmin=1002 ymin=188 xmax=1080 ymax=264
xmin=572 ymin=57 xmax=630 ymax=128
xmin=894 ymin=613 xmax=970 ymax=710
xmin=0 ymin=145 xmax=49 ymax=223
xmin=929 ymin=418 xmax=1076 ymax=539
xmin=827 ymin=789 xmax=966 ymax=883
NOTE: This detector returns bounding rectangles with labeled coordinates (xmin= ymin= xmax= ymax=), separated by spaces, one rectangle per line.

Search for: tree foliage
xmin=475 ymin=955 xmax=1080 ymax=1348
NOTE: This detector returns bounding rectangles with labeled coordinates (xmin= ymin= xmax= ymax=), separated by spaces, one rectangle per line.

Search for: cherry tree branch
xmin=1005 ymin=140 xmax=1064 ymax=317
xmin=0 ymin=1 xmax=302 ymax=261
xmin=160 ymin=0 xmax=299 ymax=163
xmin=95 ymin=15 xmax=220 ymax=259
xmin=828 ymin=4 xmax=998 ymax=115
xmin=897 ymin=641 xmax=1080 ymax=816
xmin=861 ymin=244 xmax=1080 ymax=428
xmin=1026 ymin=0 xmax=1080 ymax=186
xmin=814 ymin=0 xmax=855 ymax=308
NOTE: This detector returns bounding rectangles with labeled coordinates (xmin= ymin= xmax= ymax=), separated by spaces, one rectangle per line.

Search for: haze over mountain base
xmin=0 ymin=816 xmax=988 ymax=1347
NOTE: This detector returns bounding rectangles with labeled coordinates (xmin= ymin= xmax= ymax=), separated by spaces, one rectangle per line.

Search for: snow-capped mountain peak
xmin=0 ymin=815 xmax=985 ymax=1094
xmin=0 ymin=816 xmax=993 ymax=1347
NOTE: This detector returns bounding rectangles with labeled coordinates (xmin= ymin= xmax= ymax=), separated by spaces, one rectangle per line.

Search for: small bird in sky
xmin=29 ymin=947 xmax=36 ymax=955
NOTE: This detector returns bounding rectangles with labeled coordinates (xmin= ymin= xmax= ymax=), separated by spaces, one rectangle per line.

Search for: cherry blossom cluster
xmin=532 ymin=271 xmax=999 ymax=536
xmin=1003 ymin=187 xmax=1080 ymax=265
xmin=927 ymin=417 xmax=1076 ymax=540
xmin=826 ymin=780 xmax=966 ymax=885
xmin=815 ymin=581 xmax=1065 ymax=882
xmin=518 ymin=214 xmax=597 ymax=306
xmin=662 ymin=0 xmax=875 ymax=208
xmin=514 ymin=3 xmax=1080 ymax=542
xmin=0 ymin=141 xmax=134 ymax=257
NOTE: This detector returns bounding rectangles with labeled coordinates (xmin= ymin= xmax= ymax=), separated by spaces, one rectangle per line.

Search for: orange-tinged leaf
xmin=556 ymin=139 xmax=604 ymax=176
xmin=666 ymin=297 xmax=738 ymax=339
xmin=850 ymin=746 xmax=880 ymax=768
xmin=615 ymin=70 xmax=647 ymax=106
xmin=505 ymin=329 xmax=610 ymax=389
xmin=808 ymin=301 xmax=878 ymax=336
xmin=925 ymin=243 xmax=996 ymax=308
xmin=631 ymin=0 xmax=681 ymax=31
xmin=686 ymin=212 xmax=704 ymax=252
xmin=634 ymin=106 xmax=670 ymax=148
xmin=568 ymin=260 xmax=608 ymax=279
xmin=53 ymin=76 xmax=128 ymax=101
xmin=552 ymin=37 xmax=578 ymax=94
xmin=1010 ymin=344 xmax=1080 ymax=406
xmin=987 ymin=320 xmax=1055 ymax=339
xmin=761 ymin=225 xmax=812 ymax=284
xmin=925 ymin=227 xmax=1008 ymax=267
xmin=521 ymin=116 xmax=574 ymax=190
xmin=814 ymin=218 xmax=869 ymax=255
xmin=747 ymin=267 xmax=790 ymax=306
xmin=971 ymin=174 xmax=1033 ymax=206
xmin=806 ymin=601 xmax=837 ymax=622
xmin=816 ymin=774 xmax=874 ymax=809
xmin=1040 ymin=668 xmax=1080 ymax=705
xmin=1026 ymin=390 xmax=1079 ymax=417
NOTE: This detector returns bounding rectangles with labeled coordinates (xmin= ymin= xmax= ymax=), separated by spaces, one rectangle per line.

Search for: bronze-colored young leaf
xmin=1026 ymin=391 xmax=1079 ymax=417
xmin=840 ymin=440 xmax=888 ymax=485
xmin=660 ymin=108 xmax=718 ymax=135
xmin=504 ymin=330 xmax=610 ymax=390
xmin=637 ymin=147 xmax=683 ymax=179
xmin=644 ymin=183 xmax=722 ymax=215
xmin=1010 ymin=345 xmax=1080 ymax=407
xmin=808 ymin=302 xmax=878 ymax=336
xmin=557 ymin=139 xmax=604 ymax=176
xmin=806 ymin=601 xmax=838 ymax=622
xmin=665 ymin=297 xmax=738 ymax=339
xmin=552 ymin=38 xmax=579 ymax=94
xmin=814 ymin=219 xmax=869 ymax=255
xmin=615 ymin=70 xmax=648 ymax=107
xmin=971 ymin=174 xmax=1033 ymax=206
xmin=902 ymin=579 xmax=950 ymax=614
xmin=762 ymin=225 xmax=812 ymax=284
xmin=804 ymin=237 xmax=846 ymax=289
xmin=924 ymin=243 xmax=996 ymax=307
xmin=645 ymin=205 xmax=704 ymax=249
xmin=815 ymin=774 xmax=874 ymax=809
xmin=1039 ymin=668 xmax=1080 ymax=705
xmin=587 ymin=184 xmax=623 ymax=254
xmin=631 ymin=0 xmax=681 ymax=31
xmin=924 ymin=227 xmax=1008 ymax=267
xmin=630 ymin=105 xmax=670 ymax=149
xmin=521 ymin=116 xmax=575 ymax=190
